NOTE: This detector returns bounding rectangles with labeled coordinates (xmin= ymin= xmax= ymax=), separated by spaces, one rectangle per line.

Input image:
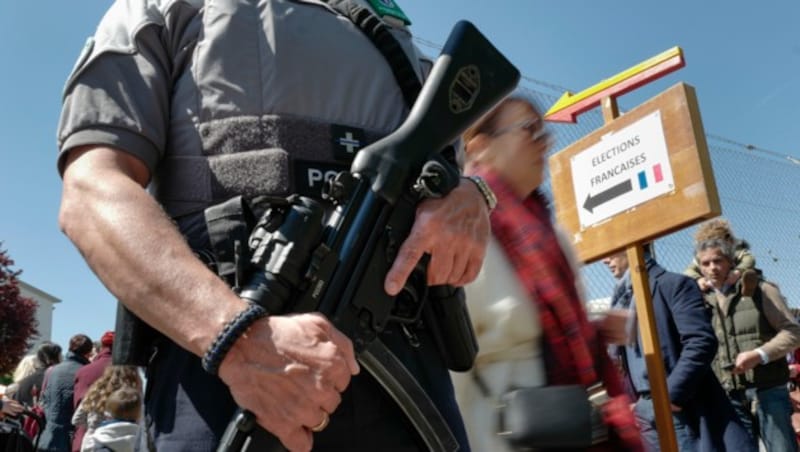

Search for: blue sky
xmin=1 ymin=1 xmax=798 ymax=350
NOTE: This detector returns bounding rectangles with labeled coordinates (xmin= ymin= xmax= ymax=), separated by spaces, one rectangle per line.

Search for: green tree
xmin=0 ymin=244 xmax=39 ymax=375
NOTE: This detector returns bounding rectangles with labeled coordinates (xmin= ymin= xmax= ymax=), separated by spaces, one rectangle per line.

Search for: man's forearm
xmin=59 ymin=148 xmax=246 ymax=357
xmin=758 ymin=283 xmax=800 ymax=360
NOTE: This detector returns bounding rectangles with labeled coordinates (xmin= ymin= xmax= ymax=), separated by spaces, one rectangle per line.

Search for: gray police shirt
xmin=56 ymin=1 xmax=470 ymax=451
xmin=58 ymin=0 xmax=432 ymax=218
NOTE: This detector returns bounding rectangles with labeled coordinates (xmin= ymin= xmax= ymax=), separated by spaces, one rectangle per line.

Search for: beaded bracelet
xmin=201 ymin=303 xmax=268 ymax=376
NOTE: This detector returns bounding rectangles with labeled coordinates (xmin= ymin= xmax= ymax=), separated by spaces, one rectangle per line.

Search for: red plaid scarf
xmin=475 ymin=168 xmax=642 ymax=451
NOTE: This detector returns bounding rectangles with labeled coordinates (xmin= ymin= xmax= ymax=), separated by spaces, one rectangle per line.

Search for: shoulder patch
xmin=365 ymin=0 xmax=411 ymax=26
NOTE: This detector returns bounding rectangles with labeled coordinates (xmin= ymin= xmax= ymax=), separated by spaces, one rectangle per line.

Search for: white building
xmin=19 ymin=280 xmax=61 ymax=348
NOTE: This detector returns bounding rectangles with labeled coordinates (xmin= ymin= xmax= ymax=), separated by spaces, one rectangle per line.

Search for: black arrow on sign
xmin=583 ymin=179 xmax=633 ymax=213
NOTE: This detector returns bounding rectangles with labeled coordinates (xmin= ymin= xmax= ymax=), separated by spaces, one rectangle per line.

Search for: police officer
xmin=57 ymin=1 xmax=491 ymax=451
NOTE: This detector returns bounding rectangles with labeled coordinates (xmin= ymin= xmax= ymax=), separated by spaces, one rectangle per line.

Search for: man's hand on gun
xmin=214 ymin=179 xmax=489 ymax=451
xmin=218 ymin=313 xmax=359 ymax=452
xmin=385 ymin=178 xmax=490 ymax=295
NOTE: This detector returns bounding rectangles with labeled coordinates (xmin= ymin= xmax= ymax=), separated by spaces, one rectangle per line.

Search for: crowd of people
xmin=6 ymin=97 xmax=800 ymax=452
xmin=6 ymin=98 xmax=796 ymax=452
xmin=3 ymin=332 xmax=144 ymax=452
xmin=449 ymin=97 xmax=800 ymax=451
xmin=1 ymin=1 xmax=798 ymax=451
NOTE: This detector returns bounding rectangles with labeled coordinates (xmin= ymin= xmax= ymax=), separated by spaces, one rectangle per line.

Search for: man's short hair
xmin=68 ymin=334 xmax=93 ymax=356
xmin=105 ymin=387 xmax=142 ymax=422
xmin=695 ymin=238 xmax=735 ymax=262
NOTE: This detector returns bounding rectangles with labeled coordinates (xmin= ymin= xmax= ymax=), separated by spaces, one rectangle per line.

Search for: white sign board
xmin=570 ymin=111 xmax=674 ymax=228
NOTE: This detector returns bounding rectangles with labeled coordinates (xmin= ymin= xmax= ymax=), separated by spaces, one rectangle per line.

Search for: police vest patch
xmin=366 ymin=0 xmax=411 ymax=25
xmin=294 ymin=160 xmax=350 ymax=200
xmin=331 ymin=124 xmax=365 ymax=161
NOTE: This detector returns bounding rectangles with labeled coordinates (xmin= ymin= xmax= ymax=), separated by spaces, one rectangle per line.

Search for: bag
xmin=21 ymin=406 xmax=44 ymax=447
xmin=1 ymin=418 xmax=36 ymax=452
xmin=497 ymin=384 xmax=609 ymax=450
xmin=22 ymin=372 xmax=48 ymax=444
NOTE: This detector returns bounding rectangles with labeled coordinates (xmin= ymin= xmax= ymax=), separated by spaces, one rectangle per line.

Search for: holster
xmin=112 ymin=195 xmax=258 ymax=367
xmin=424 ymin=285 xmax=479 ymax=372
xmin=112 ymin=302 xmax=158 ymax=366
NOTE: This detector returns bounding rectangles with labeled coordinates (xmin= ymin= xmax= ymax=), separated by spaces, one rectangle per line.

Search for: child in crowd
xmin=82 ymin=387 xmax=142 ymax=452
xmin=684 ymin=217 xmax=757 ymax=291
xmin=73 ymin=365 xmax=142 ymax=451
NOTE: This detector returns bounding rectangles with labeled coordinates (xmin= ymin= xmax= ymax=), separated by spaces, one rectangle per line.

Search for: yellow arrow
xmin=545 ymin=46 xmax=684 ymax=122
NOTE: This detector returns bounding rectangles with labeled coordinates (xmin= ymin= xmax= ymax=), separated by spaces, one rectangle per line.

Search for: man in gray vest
xmin=696 ymin=238 xmax=800 ymax=451
xmin=56 ymin=1 xmax=492 ymax=451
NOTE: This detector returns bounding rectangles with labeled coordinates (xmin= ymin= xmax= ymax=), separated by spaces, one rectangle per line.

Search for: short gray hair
xmin=695 ymin=238 xmax=735 ymax=262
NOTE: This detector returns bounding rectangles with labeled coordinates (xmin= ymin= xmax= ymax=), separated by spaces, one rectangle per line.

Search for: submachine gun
xmin=217 ymin=21 xmax=520 ymax=452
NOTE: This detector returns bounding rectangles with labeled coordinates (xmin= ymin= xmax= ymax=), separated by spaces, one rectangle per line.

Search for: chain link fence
xmin=518 ymin=84 xmax=800 ymax=312
xmin=413 ymin=37 xmax=799 ymax=312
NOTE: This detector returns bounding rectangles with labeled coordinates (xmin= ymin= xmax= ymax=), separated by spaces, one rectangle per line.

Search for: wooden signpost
xmin=546 ymin=48 xmax=720 ymax=452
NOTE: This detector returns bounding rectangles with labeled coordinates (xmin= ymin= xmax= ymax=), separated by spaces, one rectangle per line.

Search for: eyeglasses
xmin=491 ymin=117 xmax=548 ymax=142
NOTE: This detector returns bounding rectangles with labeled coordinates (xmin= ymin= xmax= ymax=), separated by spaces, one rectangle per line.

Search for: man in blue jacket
xmin=38 ymin=334 xmax=93 ymax=452
xmin=602 ymin=245 xmax=752 ymax=451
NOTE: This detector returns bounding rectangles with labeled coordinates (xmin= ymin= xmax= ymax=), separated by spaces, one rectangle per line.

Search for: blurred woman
xmin=10 ymin=341 xmax=62 ymax=407
xmin=450 ymin=95 xmax=641 ymax=451
xmin=12 ymin=355 xmax=39 ymax=385
xmin=71 ymin=365 xmax=142 ymax=451
xmin=5 ymin=354 xmax=39 ymax=401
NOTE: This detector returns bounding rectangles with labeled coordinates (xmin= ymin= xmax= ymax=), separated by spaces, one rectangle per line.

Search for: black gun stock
xmin=353 ymin=20 xmax=520 ymax=203
xmin=219 ymin=20 xmax=519 ymax=452
xmin=312 ymin=19 xmax=519 ymax=349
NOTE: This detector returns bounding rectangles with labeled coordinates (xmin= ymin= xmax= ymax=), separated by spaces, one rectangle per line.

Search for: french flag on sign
xmin=637 ymin=163 xmax=664 ymax=189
